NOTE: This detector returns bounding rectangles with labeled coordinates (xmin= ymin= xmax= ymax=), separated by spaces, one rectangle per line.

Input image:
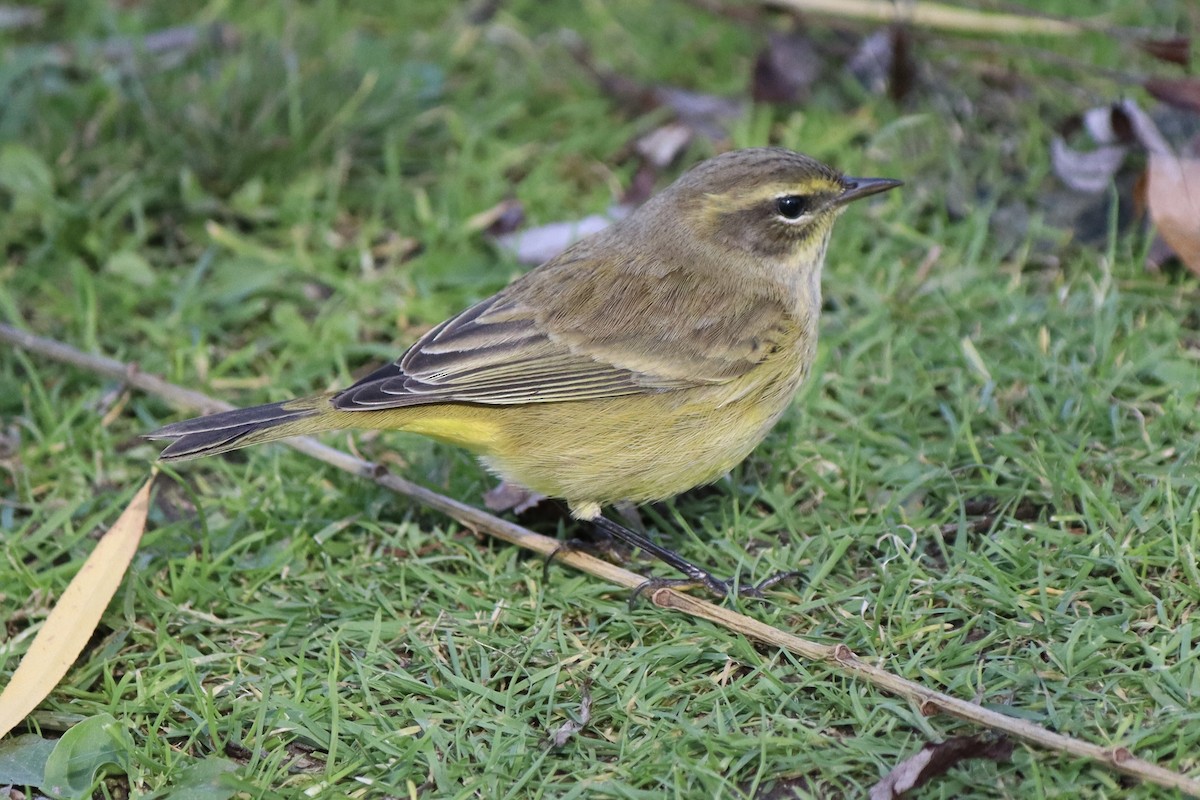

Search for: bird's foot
xmin=629 ymin=568 xmax=802 ymax=606
xmin=543 ymin=534 xmax=630 ymax=584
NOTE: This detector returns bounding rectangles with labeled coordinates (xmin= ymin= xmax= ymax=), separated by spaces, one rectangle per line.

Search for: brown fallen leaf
xmin=0 ymin=475 xmax=155 ymax=739
xmin=1138 ymin=37 xmax=1191 ymax=68
xmin=1108 ymin=99 xmax=1200 ymax=275
xmin=1147 ymin=152 xmax=1200 ymax=275
xmin=869 ymin=734 xmax=1014 ymax=799
xmin=1144 ymin=77 xmax=1200 ymax=115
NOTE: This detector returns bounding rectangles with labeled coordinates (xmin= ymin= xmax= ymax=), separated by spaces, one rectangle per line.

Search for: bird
xmin=147 ymin=147 xmax=900 ymax=595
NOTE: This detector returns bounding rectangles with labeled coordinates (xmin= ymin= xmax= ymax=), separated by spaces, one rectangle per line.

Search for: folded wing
xmin=334 ymin=251 xmax=793 ymax=411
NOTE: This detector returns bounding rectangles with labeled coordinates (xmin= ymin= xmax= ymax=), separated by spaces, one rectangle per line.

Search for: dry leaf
xmin=1050 ymin=137 xmax=1128 ymax=194
xmin=483 ymin=480 xmax=546 ymax=514
xmin=465 ymin=198 xmax=525 ymax=236
xmin=1115 ymin=99 xmax=1172 ymax=155
xmin=547 ymin=681 xmax=591 ymax=748
xmin=653 ymin=87 xmax=745 ymax=141
xmin=1082 ymin=104 xmax=1135 ymax=146
xmin=1051 ymin=103 xmax=1140 ymax=193
xmin=0 ymin=475 xmax=154 ymax=739
xmin=869 ymin=734 xmax=1014 ymax=799
xmin=494 ymin=208 xmax=631 ymax=265
xmin=1109 ymin=99 xmax=1200 ymax=274
xmin=1144 ymin=77 xmax=1200 ymax=115
xmin=634 ymin=123 xmax=693 ymax=169
xmin=1138 ymin=37 xmax=1191 ymax=68
xmin=849 ymin=29 xmax=895 ymax=95
xmin=1147 ymin=153 xmax=1200 ymax=274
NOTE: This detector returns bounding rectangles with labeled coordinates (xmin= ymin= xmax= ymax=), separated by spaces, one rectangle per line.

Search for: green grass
xmin=2 ymin=1 xmax=1199 ymax=797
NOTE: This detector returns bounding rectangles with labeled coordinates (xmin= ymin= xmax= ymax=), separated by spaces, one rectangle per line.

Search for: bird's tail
xmin=146 ymin=393 xmax=347 ymax=461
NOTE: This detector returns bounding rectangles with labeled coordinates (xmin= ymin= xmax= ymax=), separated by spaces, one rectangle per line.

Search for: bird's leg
xmin=545 ymin=504 xmax=800 ymax=599
xmin=612 ymin=501 xmax=646 ymax=534
xmin=589 ymin=515 xmax=801 ymax=601
xmin=590 ymin=515 xmax=722 ymax=590
xmin=542 ymin=516 xmax=632 ymax=584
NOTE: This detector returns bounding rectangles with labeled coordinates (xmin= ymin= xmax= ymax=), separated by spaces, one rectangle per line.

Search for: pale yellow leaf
xmin=1148 ymin=153 xmax=1200 ymax=275
xmin=0 ymin=474 xmax=154 ymax=739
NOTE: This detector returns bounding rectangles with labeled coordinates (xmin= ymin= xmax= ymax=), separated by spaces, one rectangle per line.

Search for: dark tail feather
xmin=146 ymin=395 xmax=337 ymax=461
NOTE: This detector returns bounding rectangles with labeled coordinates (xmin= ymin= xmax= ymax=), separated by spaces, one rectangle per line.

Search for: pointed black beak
xmin=836 ymin=176 xmax=903 ymax=206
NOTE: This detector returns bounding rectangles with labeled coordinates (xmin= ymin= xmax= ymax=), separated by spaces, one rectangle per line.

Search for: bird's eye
xmin=775 ymin=195 xmax=809 ymax=220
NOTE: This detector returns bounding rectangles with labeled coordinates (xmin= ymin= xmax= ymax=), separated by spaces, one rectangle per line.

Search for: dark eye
xmin=775 ymin=195 xmax=809 ymax=220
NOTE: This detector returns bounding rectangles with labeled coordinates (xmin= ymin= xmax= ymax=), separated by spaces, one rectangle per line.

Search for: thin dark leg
xmin=591 ymin=515 xmax=718 ymax=585
xmin=542 ymin=523 xmax=628 ymax=584
xmin=590 ymin=515 xmax=802 ymax=600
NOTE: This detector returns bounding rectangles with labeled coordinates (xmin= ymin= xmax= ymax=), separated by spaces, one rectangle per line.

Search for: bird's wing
xmin=333 ymin=251 xmax=794 ymax=410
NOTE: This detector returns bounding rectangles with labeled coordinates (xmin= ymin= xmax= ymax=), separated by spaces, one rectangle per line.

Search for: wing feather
xmin=333 ymin=247 xmax=795 ymax=412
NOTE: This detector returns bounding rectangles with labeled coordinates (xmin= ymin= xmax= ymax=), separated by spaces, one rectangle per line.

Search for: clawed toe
xmin=751 ymin=569 xmax=804 ymax=593
xmin=628 ymin=568 xmax=802 ymax=606
xmin=547 ymin=512 xmax=804 ymax=606
xmin=543 ymin=535 xmax=630 ymax=583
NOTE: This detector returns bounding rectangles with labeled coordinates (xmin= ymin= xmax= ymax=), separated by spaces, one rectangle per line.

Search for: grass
xmin=2 ymin=0 xmax=1199 ymax=797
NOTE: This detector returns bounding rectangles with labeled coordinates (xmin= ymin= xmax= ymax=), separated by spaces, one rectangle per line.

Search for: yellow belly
xmin=364 ymin=353 xmax=810 ymax=512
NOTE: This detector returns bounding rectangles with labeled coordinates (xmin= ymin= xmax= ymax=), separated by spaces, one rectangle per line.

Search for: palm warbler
xmin=149 ymin=148 xmax=900 ymax=594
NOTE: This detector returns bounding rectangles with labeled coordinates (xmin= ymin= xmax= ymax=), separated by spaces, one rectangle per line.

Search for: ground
xmin=1 ymin=1 xmax=1198 ymax=798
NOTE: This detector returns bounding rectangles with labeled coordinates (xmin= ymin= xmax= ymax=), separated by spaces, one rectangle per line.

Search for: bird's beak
xmin=836 ymin=177 xmax=903 ymax=206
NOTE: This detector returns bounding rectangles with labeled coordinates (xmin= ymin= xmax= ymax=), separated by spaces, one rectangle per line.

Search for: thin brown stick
xmin=765 ymin=0 xmax=1081 ymax=35
xmin=763 ymin=0 xmax=1181 ymax=47
xmin=2 ymin=321 xmax=1197 ymax=797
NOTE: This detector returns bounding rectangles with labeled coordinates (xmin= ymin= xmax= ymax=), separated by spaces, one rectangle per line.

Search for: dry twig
xmin=2 ymin=321 xmax=1197 ymax=797
xmin=765 ymin=0 xmax=1081 ymax=35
